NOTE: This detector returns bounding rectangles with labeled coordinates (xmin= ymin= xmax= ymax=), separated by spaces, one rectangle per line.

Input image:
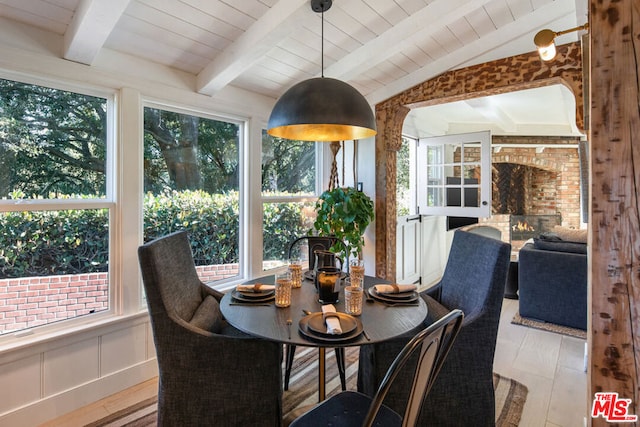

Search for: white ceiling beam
xmin=366 ymin=0 xmax=576 ymax=105
xmin=464 ymin=97 xmax=517 ymax=133
xmin=325 ymin=0 xmax=493 ymax=81
xmin=63 ymin=0 xmax=131 ymax=65
xmin=403 ymin=113 xmax=448 ymax=137
xmin=196 ymin=0 xmax=308 ymax=96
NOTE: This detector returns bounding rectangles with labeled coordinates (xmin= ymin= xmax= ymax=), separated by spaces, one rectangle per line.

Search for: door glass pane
xmin=425 ymin=146 xmax=444 ymax=207
xmin=417 ymin=131 xmax=491 ymax=217
xmin=427 ymin=186 xmax=442 ymax=207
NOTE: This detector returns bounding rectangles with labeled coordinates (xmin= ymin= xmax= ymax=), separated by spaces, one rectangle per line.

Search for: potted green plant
xmin=311 ymin=186 xmax=375 ymax=262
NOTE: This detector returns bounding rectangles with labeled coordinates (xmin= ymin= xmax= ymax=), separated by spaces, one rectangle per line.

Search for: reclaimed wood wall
xmin=589 ymin=0 xmax=640 ymax=425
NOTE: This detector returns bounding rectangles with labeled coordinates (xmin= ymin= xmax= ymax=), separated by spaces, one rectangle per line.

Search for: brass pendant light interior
xmin=267 ymin=0 xmax=377 ymax=142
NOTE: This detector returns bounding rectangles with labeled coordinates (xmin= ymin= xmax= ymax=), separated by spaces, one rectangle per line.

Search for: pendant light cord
xmin=321 ymin=7 xmax=324 ymax=77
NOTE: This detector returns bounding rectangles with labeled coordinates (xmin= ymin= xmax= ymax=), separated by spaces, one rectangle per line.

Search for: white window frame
xmin=0 ymin=73 xmax=118 ymax=342
xmin=141 ymin=99 xmax=248 ymax=289
xmin=260 ymin=131 xmax=325 ymax=271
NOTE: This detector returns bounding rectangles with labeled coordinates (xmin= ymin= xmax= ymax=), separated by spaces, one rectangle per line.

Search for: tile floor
xmin=495 ymin=298 xmax=588 ymax=427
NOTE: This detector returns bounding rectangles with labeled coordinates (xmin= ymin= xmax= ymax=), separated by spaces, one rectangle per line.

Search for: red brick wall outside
xmin=0 ymin=263 xmax=241 ymax=334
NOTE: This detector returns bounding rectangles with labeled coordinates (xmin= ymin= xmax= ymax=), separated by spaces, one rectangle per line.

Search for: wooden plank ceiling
xmin=0 ymin=0 xmax=587 ymax=135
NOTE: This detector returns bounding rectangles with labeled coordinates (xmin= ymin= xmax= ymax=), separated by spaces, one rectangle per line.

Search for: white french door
xmin=395 ymin=131 xmax=493 ymax=284
xmin=396 ymin=214 xmax=421 ymax=284
xmin=416 ymin=130 xmax=492 ymax=218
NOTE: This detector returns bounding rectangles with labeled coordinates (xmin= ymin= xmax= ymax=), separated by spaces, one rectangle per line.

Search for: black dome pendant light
xmin=267 ymin=0 xmax=377 ymax=141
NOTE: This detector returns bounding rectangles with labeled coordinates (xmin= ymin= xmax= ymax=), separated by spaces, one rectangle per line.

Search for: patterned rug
xmin=89 ymin=346 xmax=528 ymax=426
xmin=512 ymin=311 xmax=587 ymax=339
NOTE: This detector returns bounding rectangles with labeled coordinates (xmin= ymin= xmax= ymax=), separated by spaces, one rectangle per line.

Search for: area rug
xmin=89 ymin=346 xmax=527 ymax=426
xmin=512 ymin=311 xmax=587 ymax=339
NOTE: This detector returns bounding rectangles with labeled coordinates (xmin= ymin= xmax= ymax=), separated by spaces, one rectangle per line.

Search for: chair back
xmin=138 ymin=232 xmax=285 ymax=426
xmin=464 ymin=224 xmax=502 ymax=240
xmin=364 ymin=309 xmax=464 ymax=427
xmin=288 ymin=236 xmax=348 ymax=270
xmin=439 ymin=230 xmax=511 ymax=325
xmin=138 ymin=230 xmax=205 ymax=324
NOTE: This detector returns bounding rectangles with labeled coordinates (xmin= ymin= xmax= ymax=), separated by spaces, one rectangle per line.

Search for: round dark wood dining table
xmin=220 ymin=274 xmax=428 ymax=401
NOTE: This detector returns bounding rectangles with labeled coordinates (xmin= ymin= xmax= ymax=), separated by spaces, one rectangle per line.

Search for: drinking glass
xmin=347 ymin=274 xmax=364 ymax=289
xmin=344 ymin=285 xmax=363 ymax=316
xmin=275 ymin=271 xmax=292 ymax=308
xmin=288 ymin=259 xmax=303 ymax=288
xmin=349 ymin=259 xmax=365 ymax=286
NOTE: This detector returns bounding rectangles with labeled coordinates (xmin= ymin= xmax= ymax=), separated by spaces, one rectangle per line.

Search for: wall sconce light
xmin=267 ymin=0 xmax=376 ymax=142
xmin=534 ymin=23 xmax=589 ymax=61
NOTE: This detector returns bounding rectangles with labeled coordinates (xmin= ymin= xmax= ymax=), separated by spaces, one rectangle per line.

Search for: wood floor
xmin=38 ymin=378 xmax=158 ymax=427
xmin=41 ymin=298 xmax=587 ymax=427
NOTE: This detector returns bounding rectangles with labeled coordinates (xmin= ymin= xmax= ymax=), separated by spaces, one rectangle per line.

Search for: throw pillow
xmin=533 ymin=237 xmax=588 ymax=254
xmin=189 ymin=295 xmax=225 ymax=333
xmin=538 ymin=232 xmax=562 ymax=241
xmin=552 ymin=226 xmax=588 ymax=243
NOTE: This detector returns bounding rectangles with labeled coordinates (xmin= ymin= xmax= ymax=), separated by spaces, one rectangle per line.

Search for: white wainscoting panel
xmin=0 ymin=313 xmax=157 ymax=425
xmin=0 ymin=354 xmax=40 ymax=413
xmin=44 ymin=337 xmax=100 ymax=396
xmin=101 ymin=323 xmax=148 ymax=376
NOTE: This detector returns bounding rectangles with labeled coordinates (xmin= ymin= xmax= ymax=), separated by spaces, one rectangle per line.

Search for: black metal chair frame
xmin=290 ymin=309 xmax=464 ymax=427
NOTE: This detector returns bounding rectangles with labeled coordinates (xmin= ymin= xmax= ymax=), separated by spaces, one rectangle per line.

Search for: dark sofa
xmin=518 ymin=233 xmax=588 ymax=330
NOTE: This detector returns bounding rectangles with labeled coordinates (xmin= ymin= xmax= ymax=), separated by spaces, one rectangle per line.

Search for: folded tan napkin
xmin=236 ymin=283 xmax=275 ymax=292
xmin=322 ymin=304 xmax=342 ymax=335
xmin=373 ymin=284 xmax=417 ymax=294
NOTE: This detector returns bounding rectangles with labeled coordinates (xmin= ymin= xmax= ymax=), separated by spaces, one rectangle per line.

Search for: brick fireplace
xmin=476 ymin=135 xmax=584 ymax=248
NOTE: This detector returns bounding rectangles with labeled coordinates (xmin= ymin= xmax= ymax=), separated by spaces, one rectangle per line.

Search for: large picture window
xmin=143 ymin=105 xmax=241 ymax=283
xmin=261 ymin=130 xmax=320 ymax=270
xmin=0 ymin=78 xmax=112 ymax=335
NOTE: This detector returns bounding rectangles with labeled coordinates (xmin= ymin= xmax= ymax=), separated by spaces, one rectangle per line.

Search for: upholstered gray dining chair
xmin=138 ymin=231 xmax=283 ymax=426
xmin=290 ymin=309 xmax=464 ymax=427
xmin=358 ymin=230 xmax=511 ymax=427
